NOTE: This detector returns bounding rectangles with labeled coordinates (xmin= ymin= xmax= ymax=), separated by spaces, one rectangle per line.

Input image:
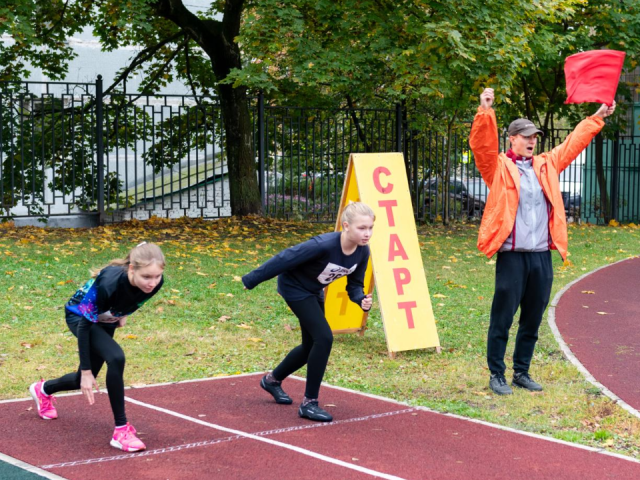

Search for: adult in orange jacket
xmin=470 ymin=88 xmax=615 ymax=395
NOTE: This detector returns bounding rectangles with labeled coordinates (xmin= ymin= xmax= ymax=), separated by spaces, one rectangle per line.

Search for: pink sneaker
xmin=110 ymin=423 xmax=146 ymax=452
xmin=29 ymin=380 xmax=58 ymax=420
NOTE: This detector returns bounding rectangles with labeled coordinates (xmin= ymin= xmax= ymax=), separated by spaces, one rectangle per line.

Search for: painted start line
xmin=2 ymin=373 xmax=640 ymax=480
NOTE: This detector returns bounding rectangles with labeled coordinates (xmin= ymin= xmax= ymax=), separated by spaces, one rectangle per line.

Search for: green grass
xmin=1 ymin=216 xmax=640 ymax=457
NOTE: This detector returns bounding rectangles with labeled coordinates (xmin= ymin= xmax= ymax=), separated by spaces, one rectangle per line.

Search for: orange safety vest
xmin=469 ymin=107 xmax=604 ymax=260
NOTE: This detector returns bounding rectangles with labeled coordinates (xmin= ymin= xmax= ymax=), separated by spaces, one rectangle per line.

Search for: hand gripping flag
xmin=564 ymin=50 xmax=625 ymax=105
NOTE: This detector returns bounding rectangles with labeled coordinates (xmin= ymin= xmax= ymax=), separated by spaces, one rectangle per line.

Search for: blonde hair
xmin=341 ymin=202 xmax=375 ymax=225
xmin=91 ymin=242 xmax=166 ymax=278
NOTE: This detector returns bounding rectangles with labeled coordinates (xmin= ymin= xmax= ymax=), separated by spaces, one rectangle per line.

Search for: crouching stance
xmin=243 ymin=202 xmax=375 ymax=421
xmin=30 ymin=242 xmax=165 ymax=452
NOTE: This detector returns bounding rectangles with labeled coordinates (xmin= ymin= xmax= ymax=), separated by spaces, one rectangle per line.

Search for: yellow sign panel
xmin=326 ymin=153 xmax=440 ymax=353
xmin=324 ymin=158 xmax=374 ymax=334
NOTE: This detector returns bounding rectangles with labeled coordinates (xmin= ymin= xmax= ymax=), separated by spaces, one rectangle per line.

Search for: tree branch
xmin=535 ymin=67 xmax=552 ymax=99
xmin=152 ymin=0 xmax=231 ymax=77
xmin=37 ymin=1 xmax=70 ymax=39
xmin=103 ymin=31 xmax=186 ymax=97
xmin=128 ymin=37 xmax=190 ymax=103
xmin=222 ymin=0 xmax=244 ymax=42
xmin=346 ymin=94 xmax=371 ymax=152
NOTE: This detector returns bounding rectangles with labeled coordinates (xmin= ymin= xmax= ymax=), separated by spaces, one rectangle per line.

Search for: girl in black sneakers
xmin=29 ymin=242 xmax=165 ymax=452
xmin=243 ymin=202 xmax=374 ymax=422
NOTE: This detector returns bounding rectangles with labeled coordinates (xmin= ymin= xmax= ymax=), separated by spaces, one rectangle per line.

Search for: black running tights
xmin=272 ymin=296 xmax=333 ymax=399
xmin=43 ymin=321 xmax=127 ymax=427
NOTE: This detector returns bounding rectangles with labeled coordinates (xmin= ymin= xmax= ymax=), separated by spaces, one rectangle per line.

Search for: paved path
xmin=2 ymin=373 xmax=640 ymax=479
xmin=550 ymin=256 xmax=640 ymax=419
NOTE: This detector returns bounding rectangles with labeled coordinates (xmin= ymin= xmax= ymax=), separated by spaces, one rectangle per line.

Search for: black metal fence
xmin=1 ymin=78 xmax=638 ymax=225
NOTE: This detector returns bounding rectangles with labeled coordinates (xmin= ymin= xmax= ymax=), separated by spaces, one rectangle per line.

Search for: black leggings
xmin=272 ymin=296 xmax=333 ymax=399
xmin=43 ymin=321 xmax=127 ymax=427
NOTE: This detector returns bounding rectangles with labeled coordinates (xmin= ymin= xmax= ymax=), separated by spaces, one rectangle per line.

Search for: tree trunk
xmin=594 ymin=133 xmax=611 ymax=223
xmin=154 ymin=0 xmax=261 ymax=215
xmin=219 ymin=83 xmax=261 ymax=215
xmin=443 ymin=116 xmax=456 ymax=226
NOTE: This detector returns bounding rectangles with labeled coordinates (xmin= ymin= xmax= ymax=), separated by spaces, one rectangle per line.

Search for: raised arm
xmin=242 ymin=237 xmax=323 ymax=289
xmin=540 ymin=101 xmax=614 ymax=174
xmin=541 ymin=102 xmax=616 ymax=173
xmin=469 ymin=88 xmax=500 ymax=186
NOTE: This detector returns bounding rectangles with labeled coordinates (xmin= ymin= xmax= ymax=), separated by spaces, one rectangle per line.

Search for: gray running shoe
xmin=512 ymin=372 xmax=543 ymax=391
xmin=298 ymin=401 xmax=333 ymax=422
xmin=260 ymin=375 xmax=293 ymax=404
xmin=489 ymin=374 xmax=513 ymax=395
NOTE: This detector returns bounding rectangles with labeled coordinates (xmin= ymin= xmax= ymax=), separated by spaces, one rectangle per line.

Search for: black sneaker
xmin=489 ymin=374 xmax=513 ymax=395
xmin=298 ymin=401 xmax=333 ymax=422
xmin=260 ymin=375 xmax=293 ymax=404
xmin=512 ymin=372 xmax=543 ymax=392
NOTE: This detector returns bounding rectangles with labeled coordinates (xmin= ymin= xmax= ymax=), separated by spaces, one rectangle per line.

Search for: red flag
xmin=564 ymin=50 xmax=625 ymax=105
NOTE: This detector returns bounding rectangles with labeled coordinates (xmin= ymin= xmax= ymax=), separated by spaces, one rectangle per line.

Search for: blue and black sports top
xmin=65 ymin=265 xmax=163 ymax=370
xmin=242 ymin=231 xmax=369 ymax=307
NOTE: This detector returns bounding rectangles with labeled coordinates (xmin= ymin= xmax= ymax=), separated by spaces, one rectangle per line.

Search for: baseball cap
xmin=508 ymin=118 xmax=544 ymax=137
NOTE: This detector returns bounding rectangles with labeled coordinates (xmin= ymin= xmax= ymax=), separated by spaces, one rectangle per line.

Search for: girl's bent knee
xmin=107 ymin=352 xmax=126 ymax=371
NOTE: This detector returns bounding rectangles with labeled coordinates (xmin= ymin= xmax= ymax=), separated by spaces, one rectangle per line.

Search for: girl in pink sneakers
xmin=29 ymin=242 xmax=165 ymax=452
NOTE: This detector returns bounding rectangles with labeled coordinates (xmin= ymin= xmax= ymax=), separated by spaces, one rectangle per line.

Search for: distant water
xmin=2 ymin=0 xmax=215 ymax=95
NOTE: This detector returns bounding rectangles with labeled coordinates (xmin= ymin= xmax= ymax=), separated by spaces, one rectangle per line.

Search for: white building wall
xmin=110 ymin=177 xmax=231 ymax=222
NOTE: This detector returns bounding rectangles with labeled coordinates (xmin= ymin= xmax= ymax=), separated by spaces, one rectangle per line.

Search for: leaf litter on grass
xmin=1 ymin=218 xmax=640 ymax=456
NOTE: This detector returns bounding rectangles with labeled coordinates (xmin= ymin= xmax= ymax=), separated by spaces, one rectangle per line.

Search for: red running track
xmin=2 ymin=373 xmax=640 ymax=479
xmin=552 ymin=256 xmax=640 ymax=414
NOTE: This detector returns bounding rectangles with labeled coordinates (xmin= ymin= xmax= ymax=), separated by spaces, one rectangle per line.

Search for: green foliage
xmin=499 ymin=0 xmax=640 ymax=133
xmin=232 ymin=0 xmax=570 ymax=128
xmin=3 ymin=0 xmax=640 ymax=218
xmin=0 ymin=0 xmax=89 ymax=81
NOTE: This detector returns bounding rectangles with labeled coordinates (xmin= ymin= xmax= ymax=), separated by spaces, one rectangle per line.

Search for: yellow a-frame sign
xmin=325 ymin=153 xmax=440 ymax=354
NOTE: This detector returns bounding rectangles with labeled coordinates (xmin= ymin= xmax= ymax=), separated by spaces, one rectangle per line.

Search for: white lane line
xmin=41 ymin=408 xmax=417 ymax=470
xmin=10 ymin=364 xmax=640 ymax=468
xmin=253 ymin=408 xmax=417 ymax=437
xmin=41 ymin=435 xmax=244 ymax=469
xmin=1 ymin=372 xmax=263 ymax=404
xmin=299 ymin=377 xmax=640 ymax=464
xmin=40 ymin=408 xmax=418 ymax=472
xmin=0 ymin=452 xmax=68 ymax=479
xmin=547 ymin=256 xmax=640 ymax=423
xmin=122 ymin=396 xmax=408 ymax=480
